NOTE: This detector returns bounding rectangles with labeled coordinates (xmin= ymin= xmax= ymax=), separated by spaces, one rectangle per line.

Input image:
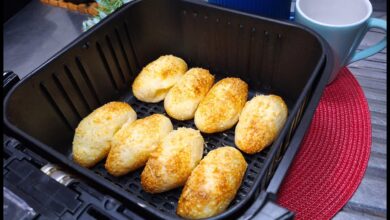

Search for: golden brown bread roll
xmin=177 ymin=146 xmax=247 ymax=219
xmin=141 ymin=127 xmax=204 ymax=193
xmin=105 ymin=114 xmax=173 ymax=176
xmin=164 ymin=68 xmax=215 ymax=120
xmin=72 ymin=102 xmax=137 ymax=168
xmin=194 ymin=77 xmax=248 ymax=133
xmin=235 ymin=95 xmax=288 ymax=154
xmin=132 ymin=55 xmax=188 ymax=103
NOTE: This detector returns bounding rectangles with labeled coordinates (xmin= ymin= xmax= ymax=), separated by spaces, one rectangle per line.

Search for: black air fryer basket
xmin=4 ymin=0 xmax=333 ymax=219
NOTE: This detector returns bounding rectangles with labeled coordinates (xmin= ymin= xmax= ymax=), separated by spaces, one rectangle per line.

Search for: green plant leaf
xmin=82 ymin=0 xmax=131 ymax=32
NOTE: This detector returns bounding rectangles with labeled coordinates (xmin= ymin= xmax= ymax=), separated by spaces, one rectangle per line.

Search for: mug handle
xmin=349 ymin=18 xmax=387 ymax=63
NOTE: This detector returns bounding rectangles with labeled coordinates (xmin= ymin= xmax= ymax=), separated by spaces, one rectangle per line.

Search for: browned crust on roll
xmin=235 ymin=95 xmax=288 ymax=154
xmin=177 ymin=146 xmax=247 ymax=219
xmin=72 ymin=102 xmax=136 ymax=168
xmin=164 ymin=67 xmax=215 ymax=120
xmin=194 ymin=77 xmax=248 ymax=133
xmin=141 ymin=128 xmax=204 ymax=193
xmin=132 ymin=55 xmax=188 ymax=103
xmin=105 ymin=114 xmax=173 ymax=176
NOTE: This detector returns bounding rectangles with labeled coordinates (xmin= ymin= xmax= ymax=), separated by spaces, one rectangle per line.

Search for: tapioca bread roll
xmin=235 ymin=95 xmax=288 ymax=154
xmin=132 ymin=55 xmax=188 ymax=103
xmin=105 ymin=114 xmax=173 ymax=176
xmin=164 ymin=68 xmax=215 ymax=120
xmin=176 ymin=146 xmax=247 ymax=219
xmin=141 ymin=127 xmax=204 ymax=193
xmin=194 ymin=77 xmax=248 ymax=133
xmin=72 ymin=102 xmax=137 ymax=168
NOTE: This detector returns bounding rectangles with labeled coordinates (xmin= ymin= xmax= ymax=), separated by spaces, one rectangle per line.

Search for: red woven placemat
xmin=277 ymin=67 xmax=372 ymax=219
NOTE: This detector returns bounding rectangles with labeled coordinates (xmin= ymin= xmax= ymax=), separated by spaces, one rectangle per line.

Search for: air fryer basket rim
xmin=3 ymin=0 xmax=333 ymax=219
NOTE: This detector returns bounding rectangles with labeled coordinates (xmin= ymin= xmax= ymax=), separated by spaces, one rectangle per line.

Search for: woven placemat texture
xmin=277 ymin=67 xmax=372 ymax=219
xmin=40 ymin=0 xmax=98 ymax=16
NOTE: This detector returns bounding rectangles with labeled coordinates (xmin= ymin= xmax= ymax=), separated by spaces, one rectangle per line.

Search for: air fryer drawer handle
xmin=3 ymin=71 xmax=20 ymax=97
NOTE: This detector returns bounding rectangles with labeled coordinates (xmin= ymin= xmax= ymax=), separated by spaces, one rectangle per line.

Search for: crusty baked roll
xmin=141 ymin=127 xmax=204 ymax=193
xmin=132 ymin=55 xmax=188 ymax=103
xmin=194 ymin=77 xmax=248 ymax=133
xmin=72 ymin=102 xmax=137 ymax=168
xmin=177 ymin=146 xmax=247 ymax=219
xmin=235 ymin=95 xmax=288 ymax=154
xmin=164 ymin=68 xmax=215 ymax=120
xmin=105 ymin=114 xmax=173 ymax=176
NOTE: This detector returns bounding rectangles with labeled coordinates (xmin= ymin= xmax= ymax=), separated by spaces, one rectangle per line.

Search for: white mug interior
xmin=296 ymin=0 xmax=372 ymax=26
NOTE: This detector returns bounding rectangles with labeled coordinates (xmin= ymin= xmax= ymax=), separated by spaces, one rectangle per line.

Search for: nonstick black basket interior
xmin=4 ymin=0 xmax=326 ymax=219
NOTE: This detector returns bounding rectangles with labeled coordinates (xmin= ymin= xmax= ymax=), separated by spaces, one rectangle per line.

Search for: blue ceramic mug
xmin=295 ymin=0 xmax=387 ymax=84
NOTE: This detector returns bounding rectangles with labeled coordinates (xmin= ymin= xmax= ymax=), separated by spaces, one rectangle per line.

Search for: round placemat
xmin=277 ymin=67 xmax=372 ymax=219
